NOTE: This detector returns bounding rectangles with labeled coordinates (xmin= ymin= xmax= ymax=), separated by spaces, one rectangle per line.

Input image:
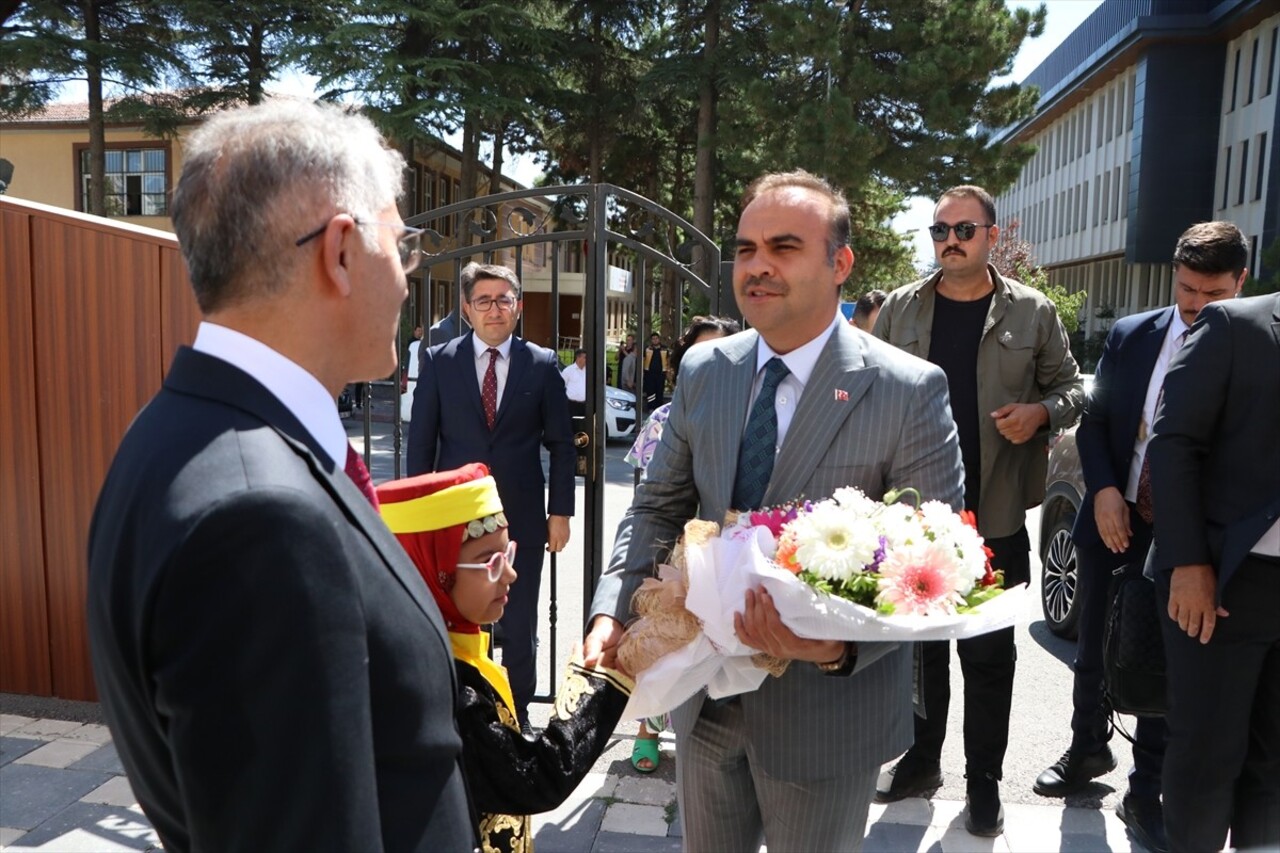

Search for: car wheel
xmin=1041 ymin=510 xmax=1080 ymax=639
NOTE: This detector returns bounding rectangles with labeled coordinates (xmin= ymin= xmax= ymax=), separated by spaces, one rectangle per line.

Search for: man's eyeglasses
xmin=457 ymin=540 xmax=517 ymax=582
xmin=928 ymin=222 xmax=994 ymax=243
xmin=294 ymin=217 xmax=424 ymax=274
xmin=469 ymin=295 xmax=519 ymax=313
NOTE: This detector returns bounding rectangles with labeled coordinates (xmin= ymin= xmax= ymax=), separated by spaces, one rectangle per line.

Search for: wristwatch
xmin=815 ymin=641 xmax=856 ymax=674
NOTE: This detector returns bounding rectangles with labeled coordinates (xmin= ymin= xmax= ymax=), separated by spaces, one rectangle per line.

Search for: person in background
xmin=853 ymin=289 xmax=887 ymax=332
xmin=377 ymin=463 xmax=633 ymax=853
xmin=408 ymin=261 xmax=575 ymax=732
xmin=620 ymin=341 xmax=638 ymax=394
xmin=85 ymin=99 xmax=474 ymax=852
xmin=624 ymin=313 xmax=740 ymax=773
xmin=562 ymin=347 xmax=588 ymax=419
xmin=873 ymin=184 xmax=1082 ymax=837
xmin=1032 ymin=221 xmax=1248 ymax=853
xmin=1147 ymin=285 xmax=1278 ymax=853
xmin=642 ymin=332 xmax=668 ymax=408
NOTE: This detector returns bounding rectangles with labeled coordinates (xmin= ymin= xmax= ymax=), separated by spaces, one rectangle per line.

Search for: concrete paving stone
xmin=0 ymin=827 xmax=26 ymax=847
xmin=590 ymin=830 xmax=682 ymax=853
xmin=12 ymin=740 xmax=100 ymax=770
xmin=928 ymin=798 xmax=968 ymax=828
xmin=1 ymin=801 xmax=158 ymax=852
xmin=570 ymin=772 xmax=618 ymax=801
xmin=861 ymin=820 xmax=939 ymax=853
xmin=81 ymin=777 xmax=137 ymax=808
xmin=0 ymin=717 xmax=35 ymax=737
xmin=68 ymin=744 xmax=124 ymax=776
xmin=532 ymin=796 xmax=606 ymax=853
xmin=872 ymin=795 xmax=937 ymax=827
xmin=0 ymin=764 xmax=112 ymax=831
xmin=599 ymin=803 xmax=669 ymax=837
xmin=612 ymin=776 xmax=675 ymax=807
xmin=935 ymin=824 xmax=1012 ymax=853
xmin=9 ymin=720 xmax=79 ymax=740
xmin=59 ymin=725 xmax=112 ymax=746
xmin=0 ymin=738 xmax=43 ymax=769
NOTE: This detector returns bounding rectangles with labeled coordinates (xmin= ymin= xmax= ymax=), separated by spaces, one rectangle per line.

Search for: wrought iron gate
xmin=360 ymin=184 xmax=730 ymax=703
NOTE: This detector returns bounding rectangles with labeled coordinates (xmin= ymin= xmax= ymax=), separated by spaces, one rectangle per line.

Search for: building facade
xmin=993 ymin=0 xmax=1279 ymax=335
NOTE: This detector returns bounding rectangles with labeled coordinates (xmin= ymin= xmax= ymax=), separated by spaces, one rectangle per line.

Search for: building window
xmin=1105 ymin=86 xmax=1115 ymax=140
xmin=1127 ymin=73 xmax=1136 ymax=131
xmin=78 ymin=147 xmax=167 ymax=216
xmin=1252 ymin=235 xmax=1260 ymax=277
xmin=1101 ymin=171 xmax=1111 ymax=224
xmin=1221 ymin=146 xmax=1232 ymax=210
xmin=1120 ymin=162 xmax=1129 ymax=219
xmin=1269 ymin=26 xmax=1278 ymax=97
xmin=1256 ymin=133 xmax=1268 ymax=201
xmin=1078 ymin=182 xmax=1088 ymax=232
xmin=1230 ymin=47 xmax=1241 ymax=111
xmin=1093 ymin=175 xmax=1102 ymax=227
xmin=1085 ymin=107 xmax=1093 ymax=153
xmin=1247 ymin=37 xmax=1259 ymax=105
xmin=1096 ymin=97 xmax=1105 ymax=147
xmin=1112 ymin=166 xmax=1122 ymax=221
xmin=1238 ymin=140 xmax=1249 ymax=205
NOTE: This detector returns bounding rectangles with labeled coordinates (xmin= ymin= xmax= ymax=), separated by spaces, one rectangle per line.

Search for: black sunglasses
xmin=928 ymin=222 xmax=994 ymax=242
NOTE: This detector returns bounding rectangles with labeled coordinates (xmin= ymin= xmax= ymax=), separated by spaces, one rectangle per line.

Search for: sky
xmin=894 ymin=0 xmax=1106 ymax=268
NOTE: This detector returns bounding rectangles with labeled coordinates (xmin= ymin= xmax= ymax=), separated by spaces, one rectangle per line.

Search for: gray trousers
xmin=676 ymin=697 xmax=877 ymax=852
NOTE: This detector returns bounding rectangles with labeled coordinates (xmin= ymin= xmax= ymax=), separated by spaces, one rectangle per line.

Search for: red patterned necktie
xmin=481 ymin=348 xmax=499 ymax=430
xmin=1134 ymin=329 xmax=1188 ymax=524
xmin=344 ymin=444 xmax=379 ymax=508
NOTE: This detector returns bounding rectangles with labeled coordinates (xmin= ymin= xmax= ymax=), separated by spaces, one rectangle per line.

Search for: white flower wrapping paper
xmin=620 ymin=525 xmax=1027 ymax=721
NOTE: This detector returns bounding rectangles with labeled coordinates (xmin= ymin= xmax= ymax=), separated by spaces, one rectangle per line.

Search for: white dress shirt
xmin=562 ymin=362 xmax=587 ymax=402
xmin=472 ymin=334 xmax=513 ymax=409
xmin=192 ymin=321 xmax=350 ymax=468
xmin=746 ymin=312 xmax=844 ymax=450
xmin=1124 ymin=313 xmax=1191 ymax=502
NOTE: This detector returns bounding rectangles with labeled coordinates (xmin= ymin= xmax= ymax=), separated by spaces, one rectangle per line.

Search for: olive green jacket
xmin=873 ymin=264 xmax=1083 ymax=539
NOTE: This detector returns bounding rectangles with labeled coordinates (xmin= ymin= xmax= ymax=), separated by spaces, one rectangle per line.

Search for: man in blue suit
xmin=1033 ymin=221 xmax=1246 ymax=852
xmin=408 ymin=262 xmax=575 ymax=730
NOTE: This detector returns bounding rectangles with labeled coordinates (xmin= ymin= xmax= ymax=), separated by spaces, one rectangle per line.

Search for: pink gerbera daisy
xmin=876 ymin=543 xmax=964 ymax=616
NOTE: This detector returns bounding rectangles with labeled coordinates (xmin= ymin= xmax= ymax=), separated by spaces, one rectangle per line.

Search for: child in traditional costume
xmin=376 ymin=463 xmax=632 ymax=853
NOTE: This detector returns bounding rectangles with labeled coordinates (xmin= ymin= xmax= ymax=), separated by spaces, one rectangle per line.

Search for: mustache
xmin=740 ymin=275 xmax=787 ymax=293
xmin=942 ymin=247 xmax=966 ymax=257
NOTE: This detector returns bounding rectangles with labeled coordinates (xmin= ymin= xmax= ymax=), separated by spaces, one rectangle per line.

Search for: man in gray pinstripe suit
xmin=584 ymin=170 xmax=965 ymax=852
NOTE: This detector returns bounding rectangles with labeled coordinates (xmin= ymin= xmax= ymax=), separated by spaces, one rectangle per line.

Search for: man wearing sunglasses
xmin=407 ymin=261 xmax=575 ymax=734
xmin=86 ymin=100 xmax=474 ymax=852
xmin=873 ymin=185 xmax=1083 ymax=837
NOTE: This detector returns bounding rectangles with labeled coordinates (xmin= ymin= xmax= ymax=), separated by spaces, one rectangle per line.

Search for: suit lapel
xmin=765 ymin=324 xmax=877 ymax=506
xmin=709 ymin=333 xmax=759 ymax=511
xmin=497 ymin=337 xmax=531 ymax=431
xmin=452 ymin=332 xmax=487 ymax=426
xmin=1121 ymin=308 xmax=1173 ymax=439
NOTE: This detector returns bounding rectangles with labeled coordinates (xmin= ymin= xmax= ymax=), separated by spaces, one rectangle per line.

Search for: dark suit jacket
xmin=86 ymin=348 xmax=474 ymax=853
xmin=1072 ymin=306 xmax=1174 ymax=548
xmin=1149 ymin=293 xmax=1280 ymax=597
xmin=406 ymin=332 xmax=574 ymax=550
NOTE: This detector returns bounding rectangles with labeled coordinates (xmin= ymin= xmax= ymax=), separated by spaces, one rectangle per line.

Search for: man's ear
xmin=322 ymin=214 xmax=358 ymax=297
xmin=833 ymin=244 xmax=855 ymax=284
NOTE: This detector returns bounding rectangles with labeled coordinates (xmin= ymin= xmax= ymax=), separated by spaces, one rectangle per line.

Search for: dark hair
xmin=741 ymin=169 xmax=851 ymax=264
xmin=671 ymin=315 xmax=741 ymax=381
xmin=1173 ymin=221 xmax=1249 ymax=278
xmin=855 ymin=289 xmax=887 ymax=316
xmin=573 ymin=348 xmax=586 ymax=357
xmin=937 ymin=185 xmax=997 ymax=225
xmin=460 ymin=262 xmax=522 ymax=302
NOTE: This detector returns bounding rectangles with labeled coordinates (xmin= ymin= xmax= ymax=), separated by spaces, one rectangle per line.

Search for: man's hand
xmin=734 ymin=588 xmax=844 ymax=664
xmin=1093 ymin=486 xmax=1132 ymax=553
xmin=1168 ymin=564 xmax=1228 ymax=644
xmin=547 ymin=515 xmax=570 ymax=553
xmin=582 ymin=614 xmax=623 ymax=669
xmin=991 ymin=402 xmax=1050 ymax=444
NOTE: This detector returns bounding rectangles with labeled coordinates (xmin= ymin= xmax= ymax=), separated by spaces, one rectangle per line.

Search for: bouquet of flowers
xmin=617 ymin=487 xmax=1026 ymax=720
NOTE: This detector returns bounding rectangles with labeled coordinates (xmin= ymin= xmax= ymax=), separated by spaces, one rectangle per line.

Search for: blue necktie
xmin=732 ymin=357 xmax=791 ymax=511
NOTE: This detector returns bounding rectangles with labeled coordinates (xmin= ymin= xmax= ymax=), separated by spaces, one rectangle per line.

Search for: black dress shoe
xmin=1116 ymin=792 xmax=1168 ymax=853
xmin=965 ymin=772 xmax=1005 ymax=837
xmin=1033 ymin=745 xmax=1117 ymax=796
xmin=874 ymin=757 xmax=943 ymax=803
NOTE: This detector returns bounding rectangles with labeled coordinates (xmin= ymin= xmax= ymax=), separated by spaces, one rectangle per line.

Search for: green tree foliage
xmin=1243 ymin=235 xmax=1280 ymax=296
xmin=989 ymin=218 xmax=1085 ymax=334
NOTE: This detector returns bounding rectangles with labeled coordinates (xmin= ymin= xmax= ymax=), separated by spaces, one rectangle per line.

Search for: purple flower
xmin=864 ymin=535 xmax=888 ymax=574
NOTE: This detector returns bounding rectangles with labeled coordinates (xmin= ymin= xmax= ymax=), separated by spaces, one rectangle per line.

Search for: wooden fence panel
xmin=0 ymin=207 xmax=54 ymax=696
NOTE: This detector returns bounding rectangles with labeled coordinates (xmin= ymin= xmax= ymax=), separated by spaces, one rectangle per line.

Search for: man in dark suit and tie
xmin=1032 ymin=221 xmax=1247 ymax=853
xmin=1148 ymin=282 xmax=1279 ymax=852
xmin=408 ymin=262 xmax=575 ymax=730
xmin=86 ymin=100 xmax=474 ymax=852
xmin=584 ymin=170 xmax=965 ymax=851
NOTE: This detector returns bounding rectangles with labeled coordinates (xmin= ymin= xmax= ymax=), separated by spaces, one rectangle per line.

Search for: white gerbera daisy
xmin=791 ymin=502 xmax=880 ymax=581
